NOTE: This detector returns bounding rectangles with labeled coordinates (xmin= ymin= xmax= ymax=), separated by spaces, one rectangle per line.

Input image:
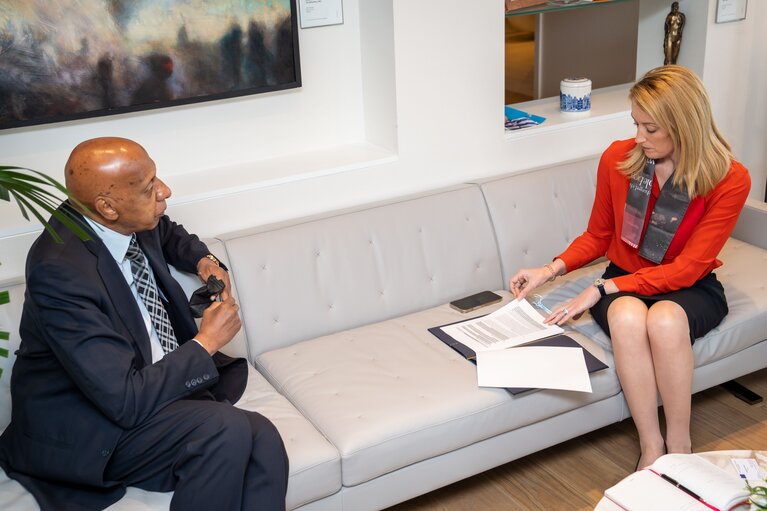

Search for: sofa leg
xmin=720 ymin=380 xmax=763 ymax=405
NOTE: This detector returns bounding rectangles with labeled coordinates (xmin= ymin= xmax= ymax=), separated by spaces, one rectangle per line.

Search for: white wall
xmin=702 ymin=0 xmax=767 ymax=201
xmin=1 ymin=0 xmax=765 ymax=281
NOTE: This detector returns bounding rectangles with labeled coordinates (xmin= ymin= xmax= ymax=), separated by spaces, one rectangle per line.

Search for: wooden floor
xmin=386 ymin=368 xmax=767 ymax=511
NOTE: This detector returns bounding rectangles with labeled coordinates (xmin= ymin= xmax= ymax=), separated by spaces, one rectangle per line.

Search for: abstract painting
xmin=0 ymin=0 xmax=301 ymax=129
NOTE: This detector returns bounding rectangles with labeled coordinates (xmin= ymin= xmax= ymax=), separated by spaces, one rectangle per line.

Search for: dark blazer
xmin=0 ymin=209 xmax=246 ymax=510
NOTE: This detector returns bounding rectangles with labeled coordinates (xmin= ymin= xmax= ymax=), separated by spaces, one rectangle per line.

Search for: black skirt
xmin=589 ymin=262 xmax=728 ymax=345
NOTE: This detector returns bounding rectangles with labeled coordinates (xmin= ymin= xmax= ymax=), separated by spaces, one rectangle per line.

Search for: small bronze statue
xmin=664 ymin=2 xmax=685 ymax=65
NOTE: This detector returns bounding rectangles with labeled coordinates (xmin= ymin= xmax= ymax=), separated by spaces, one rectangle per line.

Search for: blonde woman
xmin=509 ymin=65 xmax=751 ymax=470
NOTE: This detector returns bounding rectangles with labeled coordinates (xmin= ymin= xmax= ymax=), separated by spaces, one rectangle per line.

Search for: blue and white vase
xmin=560 ymin=77 xmax=592 ymax=115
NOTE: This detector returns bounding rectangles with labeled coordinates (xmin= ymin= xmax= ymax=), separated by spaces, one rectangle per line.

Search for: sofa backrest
xmin=0 ymin=279 xmax=24 ymax=432
xmin=478 ymin=155 xmax=601 ymax=285
xmin=220 ymin=185 xmax=504 ymax=357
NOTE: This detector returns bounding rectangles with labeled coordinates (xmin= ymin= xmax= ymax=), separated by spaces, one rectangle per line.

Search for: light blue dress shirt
xmin=84 ymin=217 xmax=167 ymax=363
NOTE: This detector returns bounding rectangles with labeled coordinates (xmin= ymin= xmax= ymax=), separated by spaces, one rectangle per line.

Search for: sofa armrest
xmin=731 ymin=198 xmax=767 ymax=250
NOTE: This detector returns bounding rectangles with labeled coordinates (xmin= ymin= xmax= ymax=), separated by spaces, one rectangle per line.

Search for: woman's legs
xmin=608 ymin=296 xmax=665 ymax=469
xmin=646 ymin=300 xmax=694 ymax=455
xmin=609 ymin=296 xmax=695 ymax=468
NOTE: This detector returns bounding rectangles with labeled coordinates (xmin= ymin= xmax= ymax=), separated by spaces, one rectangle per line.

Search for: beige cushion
xmin=478 ymin=156 xmax=600 ymax=285
xmin=256 ymin=292 xmax=619 ymax=488
xmin=236 ymin=365 xmax=341 ymax=509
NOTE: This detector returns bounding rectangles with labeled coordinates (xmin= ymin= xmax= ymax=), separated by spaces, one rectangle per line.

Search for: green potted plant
xmin=0 ymin=166 xmax=90 ymax=242
xmin=749 ymin=481 xmax=767 ymax=510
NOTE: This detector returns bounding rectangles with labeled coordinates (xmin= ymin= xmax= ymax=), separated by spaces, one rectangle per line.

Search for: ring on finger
xmin=562 ymin=307 xmax=569 ymax=316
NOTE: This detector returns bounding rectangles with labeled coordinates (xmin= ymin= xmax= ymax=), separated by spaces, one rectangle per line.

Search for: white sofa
xmin=1 ymin=155 xmax=766 ymax=510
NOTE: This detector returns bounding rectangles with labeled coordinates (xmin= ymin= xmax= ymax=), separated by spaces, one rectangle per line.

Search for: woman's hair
xmin=619 ymin=65 xmax=733 ymax=198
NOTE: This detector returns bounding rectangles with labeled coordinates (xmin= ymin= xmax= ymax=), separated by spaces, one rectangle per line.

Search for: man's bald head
xmin=65 ymin=137 xmax=171 ymax=235
xmin=65 ymin=137 xmax=152 ymax=205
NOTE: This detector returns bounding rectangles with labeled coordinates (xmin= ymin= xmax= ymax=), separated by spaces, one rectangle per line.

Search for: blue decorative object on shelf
xmin=504 ymin=106 xmax=546 ymax=131
xmin=559 ymin=77 xmax=592 ymax=114
xmin=560 ymin=93 xmax=591 ymax=112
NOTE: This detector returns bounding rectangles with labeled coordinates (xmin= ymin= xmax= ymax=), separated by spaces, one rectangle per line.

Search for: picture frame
xmin=0 ymin=0 xmax=302 ymax=130
xmin=716 ymin=0 xmax=748 ymax=23
xmin=299 ymin=0 xmax=344 ymax=29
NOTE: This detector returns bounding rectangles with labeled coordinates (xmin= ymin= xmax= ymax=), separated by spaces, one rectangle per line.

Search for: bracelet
xmin=543 ymin=263 xmax=557 ymax=282
xmin=204 ymin=254 xmax=221 ymax=267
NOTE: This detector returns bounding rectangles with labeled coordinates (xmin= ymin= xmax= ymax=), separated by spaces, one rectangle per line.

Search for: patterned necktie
xmin=125 ymin=235 xmax=178 ymax=353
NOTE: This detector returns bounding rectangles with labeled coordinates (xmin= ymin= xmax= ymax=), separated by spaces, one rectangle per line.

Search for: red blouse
xmin=557 ymin=138 xmax=751 ymax=295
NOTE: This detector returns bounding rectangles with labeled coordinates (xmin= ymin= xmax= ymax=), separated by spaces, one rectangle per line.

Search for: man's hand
xmin=197 ymin=255 xmax=231 ymax=301
xmin=194 ymin=297 xmax=242 ymax=355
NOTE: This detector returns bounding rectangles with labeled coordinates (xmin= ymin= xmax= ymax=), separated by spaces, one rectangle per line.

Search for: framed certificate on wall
xmin=716 ymin=0 xmax=748 ymax=23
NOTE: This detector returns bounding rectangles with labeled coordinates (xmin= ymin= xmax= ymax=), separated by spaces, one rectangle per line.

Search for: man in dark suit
xmin=0 ymin=137 xmax=289 ymax=510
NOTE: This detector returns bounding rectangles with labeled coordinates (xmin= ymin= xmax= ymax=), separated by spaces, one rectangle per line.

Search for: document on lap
xmin=440 ymin=299 xmax=563 ymax=352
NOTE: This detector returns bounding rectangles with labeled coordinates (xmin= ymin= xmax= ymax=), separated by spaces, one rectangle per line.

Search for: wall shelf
xmin=506 ymin=0 xmax=633 ymax=17
xmin=505 ymin=83 xmax=632 ymax=139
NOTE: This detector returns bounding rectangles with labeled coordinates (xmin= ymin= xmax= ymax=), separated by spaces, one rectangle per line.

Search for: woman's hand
xmin=509 ymin=266 xmax=555 ymax=300
xmin=544 ymin=285 xmax=601 ymax=326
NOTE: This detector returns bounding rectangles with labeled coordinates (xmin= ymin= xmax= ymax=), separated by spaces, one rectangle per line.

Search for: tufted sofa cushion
xmin=477 ymin=156 xmax=600 ymax=285
xmin=221 ymin=185 xmax=504 ymax=358
xmin=256 ymin=292 xmax=619 ymax=487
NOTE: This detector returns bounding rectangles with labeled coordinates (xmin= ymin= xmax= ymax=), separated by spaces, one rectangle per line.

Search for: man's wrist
xmin=191 ymin=337 xmax=215 ymax=356
xmin=203 ymin=254 xmax=220 ymax=267
xmin=197 ymin=253 xmax=228 ymax=274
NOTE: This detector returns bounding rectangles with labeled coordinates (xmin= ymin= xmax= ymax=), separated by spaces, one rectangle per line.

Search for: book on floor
xmin=604 ymin=453 xmax=751 ymax=511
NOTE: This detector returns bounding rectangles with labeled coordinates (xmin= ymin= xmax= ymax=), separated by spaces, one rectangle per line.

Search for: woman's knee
xmin=607 ymin=296 xmax=649 ymax=334
xmin=646 ymin=300 xmax=690 ymax=341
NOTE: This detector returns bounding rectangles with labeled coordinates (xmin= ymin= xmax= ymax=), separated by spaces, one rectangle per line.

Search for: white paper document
xmin=441 ymin=299 xmax=563 ymax=353
xmin=732 ymin=458 xmax=764 ymax=482
xmin=476 ymin=346 xmax=592 ymax=392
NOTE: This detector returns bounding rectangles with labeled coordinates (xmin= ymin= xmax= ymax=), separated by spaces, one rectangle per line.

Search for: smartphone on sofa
xmin=449 ymin=291 xmax=502 ymax=313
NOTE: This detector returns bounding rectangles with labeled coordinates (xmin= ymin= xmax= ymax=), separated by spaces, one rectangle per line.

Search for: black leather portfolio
xmin=429 ymin=317 xmax=608 ymax=395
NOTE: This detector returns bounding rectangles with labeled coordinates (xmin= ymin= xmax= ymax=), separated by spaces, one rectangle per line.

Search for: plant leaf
xmin=10 ymin=192 xmax=64 ymax=243
xmin=1 ymin=166 xmax=91 ymax=242
xmin=8 ymin=190 xmax=31 ymax=221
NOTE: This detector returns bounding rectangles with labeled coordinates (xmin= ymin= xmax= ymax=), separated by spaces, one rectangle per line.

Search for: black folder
xmin=429 ymin=316 xmax=608 ymax=395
